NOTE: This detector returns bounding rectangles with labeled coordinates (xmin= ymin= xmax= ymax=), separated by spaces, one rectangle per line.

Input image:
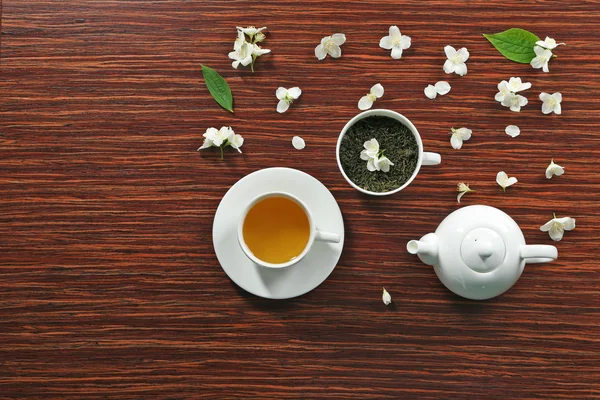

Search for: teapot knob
xmin=477 ymin=241 xmax=494 ymax=259
xmin=460 ymin=228 xmax=506 ymax=273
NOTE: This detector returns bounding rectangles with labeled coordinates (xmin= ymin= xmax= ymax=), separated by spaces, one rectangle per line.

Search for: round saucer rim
xmin=212 ymin=167 xmax=345 ymax=299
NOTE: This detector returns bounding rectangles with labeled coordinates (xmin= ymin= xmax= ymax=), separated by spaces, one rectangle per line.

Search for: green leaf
xmin=483 ymin=28 xmax=541 ymax=64
xmin=201 ymin=64 xmax=234 ymax=113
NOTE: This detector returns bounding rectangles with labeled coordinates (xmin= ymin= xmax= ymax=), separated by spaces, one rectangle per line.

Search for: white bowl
xmin=336 ymin=109 xmax=428 ymax=196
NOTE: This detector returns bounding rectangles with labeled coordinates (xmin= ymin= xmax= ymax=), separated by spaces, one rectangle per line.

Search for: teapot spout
xmin=407 ymin=233 xmax=438 ymax=266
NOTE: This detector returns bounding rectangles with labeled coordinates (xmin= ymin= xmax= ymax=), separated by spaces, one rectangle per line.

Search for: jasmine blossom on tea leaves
xmin=339 ymin=116 xmax=418 ymax=193
xmin=360 ymin=138 xmax=394 ymax=172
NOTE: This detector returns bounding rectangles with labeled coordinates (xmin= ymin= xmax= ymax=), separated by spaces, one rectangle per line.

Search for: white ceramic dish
xmin=213 ymin=167 xmax=345 ymax=299
xmin=336 ymin=109 xmax=441 ymax=196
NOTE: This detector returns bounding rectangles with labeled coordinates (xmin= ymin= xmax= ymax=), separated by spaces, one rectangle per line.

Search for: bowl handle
xmin=422 ymin=152 xmax=441 ymax=166
xmin=521 ymin=245 xmax=558 ymax=264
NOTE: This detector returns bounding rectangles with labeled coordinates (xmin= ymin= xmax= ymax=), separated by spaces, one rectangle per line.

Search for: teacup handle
xmin=315 ymin=230 xmax=341 ymax=244
xmin=422 ymin=152 xmax=441 ymax=166
xmin=521 ymin=244 xmax=558 ymax=264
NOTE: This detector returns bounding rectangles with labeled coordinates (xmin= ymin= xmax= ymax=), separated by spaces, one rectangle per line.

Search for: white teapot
xmin=407 ymin=205 xmax=558 ymax=300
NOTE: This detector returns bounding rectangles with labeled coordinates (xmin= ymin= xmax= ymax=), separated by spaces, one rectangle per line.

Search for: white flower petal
xmin=204 ymin=127 xmax=219 ymax=139
xmin=367 ymin=157 xmax=378 ymax=172
xmin=229 ymin=134 xmax=244 ymax=153
xmin=358 ymin=95 xmax=374 ymax=110
xmin=507 ymin=77 xmax=531 ymax=92
xmin=561 ymin=217 xmax=576 ymax=231
xmin=518 ymin=95 xmax=528 ymax=107
xmin=400 ymin=35 xmax=412 ymax=49
xmin=198 ymin=137 xmax=214 ymax=150
xmin=549 ymin=224 xmax=565 ymax=241
xmin=382 ymin=288 xmax=392 ymax=305
xmin=554 ymin=103 xmax=562 ymax=114
xmin=505 ymin=125 xmax=520 ymax=137
xmin=277 ymin=100 xmax=290 ymax=113
xmin=330 ymin=33 xmax=346 ymax=45
xmin=276 ymin=87 xmax=288 ymax=100
xmin=240 ymin=54 xmax=253 ymax=66
xmin=292 ymin=136 xmax=305 ymax=150
xmin=457 ymin=191 xmax=466 ymax=203
xmin=450 ymin=134 xmax=463 ymax=149
xmin=434 ymin=81 xmax=451 ymax=95
xmin=360 ymin=150 xmax=370 ymax=161
xmin=457 ymin=47 xmax=470 ymax=61
xmin=371 ymin=83 xmax=384 ymax=98
xmin=252 ymin=44 xmax=270 ymax=56
xmin=288 ymin=87 xmax=302 ymax=99
xmin=328 ymin=43 xmax=342 ymax=58
xmin=496 ymin=171 xmax=517 ymax=191
xmin=553 ymin=92 xmax=563 ymax=102
xmin=506 ymin=177 xmax=518 ymax=186
xmin=540 ymin=220 xmax=554 ymax=232
xmin=530 ymin=56 xmax=545 ymax=70
xmin=364 ymin=138 xmax=379 ymax=153
xmin=388 ymin=26 xmax=401 ymax=39
xmin=379 ymin=35 xmax=393 ymax=50
xmin=546 ymin=160 xmax=565 ymax=179
xmin=376 ymin=156 xmax=394 ymax=173
xmin=444 ymin=45 xmax=457 ymax=59
xmin=424 ymin=85 xmax=437 ymax=99
xmin=454 ymin=62 xmax=467 ymax=76
xmin=315 ymin=44 xmax=327 ymax=60
xmin=456 ymin=128 xmax=472 ymax=140
xmin=443 ymin=59 xmax=455 ymax=74
xmin=391 ymin=46 xmax=403 ymax=59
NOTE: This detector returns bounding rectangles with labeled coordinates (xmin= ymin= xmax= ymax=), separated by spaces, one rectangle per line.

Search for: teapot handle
xmin=521 ymin=245 xmax=558 ymax=264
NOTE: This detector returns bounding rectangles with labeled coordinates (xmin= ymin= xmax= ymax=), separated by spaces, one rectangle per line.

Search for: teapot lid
xmin=436 ymin=205 xmax=525 ymax=273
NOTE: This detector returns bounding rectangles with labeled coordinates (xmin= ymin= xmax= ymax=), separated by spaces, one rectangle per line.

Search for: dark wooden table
xmin=2 ymin=1 xmax=599 ymax=398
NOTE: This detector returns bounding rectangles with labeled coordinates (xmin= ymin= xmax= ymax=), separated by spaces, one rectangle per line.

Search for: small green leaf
xmin=483 ymin=28 xmax=541 ymax=64
xmin=201 ymin=64 xmax=234 ymax=113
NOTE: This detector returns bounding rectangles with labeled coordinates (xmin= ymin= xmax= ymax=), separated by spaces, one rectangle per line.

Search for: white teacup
xmin=237 ymin=191 xmax=341 ymax=269
xmin=336 ymin=109 xmax=441 ymax=196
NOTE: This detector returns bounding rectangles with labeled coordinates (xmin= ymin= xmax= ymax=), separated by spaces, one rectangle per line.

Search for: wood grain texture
xmin=1 ymin=0 xmax=600 ymax=398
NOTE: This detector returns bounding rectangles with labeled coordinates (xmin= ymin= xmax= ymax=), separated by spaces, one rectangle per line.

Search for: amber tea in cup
xmin=242 ymin=196 xmax=311 ymax=264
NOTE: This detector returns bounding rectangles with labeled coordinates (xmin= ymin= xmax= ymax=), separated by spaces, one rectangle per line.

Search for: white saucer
xmin=213 ymin=167 xmax=345 ymax=299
